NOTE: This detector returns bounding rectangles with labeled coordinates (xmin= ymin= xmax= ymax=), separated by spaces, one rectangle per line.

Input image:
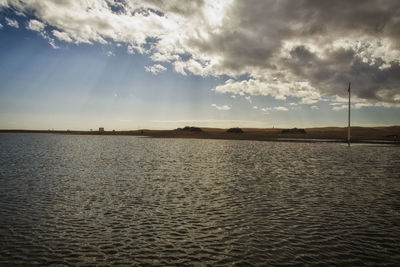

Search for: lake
xmin=0 ymin=133 xmax=399 ymax=266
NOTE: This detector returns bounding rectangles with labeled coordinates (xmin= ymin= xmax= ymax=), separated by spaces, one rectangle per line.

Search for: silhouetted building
xmin=99 ymin=127 xmax=104 ymax=132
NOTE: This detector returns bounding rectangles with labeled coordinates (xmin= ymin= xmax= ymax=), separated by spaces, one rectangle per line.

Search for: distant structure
xmin=281 ymin=128 xmax=306 ymax=134
xmin=99 ymin=127 xmax=104 ymax=132
xmin=227 ymin=127 xmax=244 ymax=133
xmin=177 ymin=126 xmax=203 ymax=132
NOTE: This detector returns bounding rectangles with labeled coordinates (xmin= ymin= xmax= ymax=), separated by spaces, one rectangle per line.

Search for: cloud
xmin=52 ymin=30 xmax=73 ymax=42
xmin=260 ymin=106 xmax=288 ymax=112
xmin=282 ymin=43 xmax=400 ymax=105
xmin=24 ymin=18 xmax=58 ymax=48
xmin=311 ymin=105 xmax=319 ymax=110
xmin=173 ymin=61 xmax=187 ymax=76
xmin=274 ymin=106 xmax=289 ymax=111
xmin=145 ymin=64 xmax=167 ymax=74
xmin=5 ymin=17 xmax=18 ymax=28
xmin=301 ymin=97 xmax=319 ymax=105
xmin=0 ymin=23 xmax=3 ymax=29
xmin=211 ymin=104 xmax=231 ymax=111
xmin=42 ymin=34 xmax=58 ymax=49
xmin=214 ymin=78 xmax=318 ymax=102
xmin=354 ymin=103 xmax=374 ymax=109
xmin=328 ymin=94 xmax=397 ymax=110
xmin=1 ymin=0 xmax=400 ymax=105
xmin=27 ymin=19 xmax=45 ymax=32
xmin=332 ymin=105 xmax=348 ymax=111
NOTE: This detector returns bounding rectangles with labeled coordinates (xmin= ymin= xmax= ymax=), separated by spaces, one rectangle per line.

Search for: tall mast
xmin=347 ymin=82 xmax=351 ymax=146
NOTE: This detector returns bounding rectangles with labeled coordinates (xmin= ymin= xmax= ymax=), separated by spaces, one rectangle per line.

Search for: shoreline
xmin=1 ymin=126 xmax=399 ymax=145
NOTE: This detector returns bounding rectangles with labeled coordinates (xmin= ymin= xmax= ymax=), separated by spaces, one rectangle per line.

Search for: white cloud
xmin=301 ymin=97 xmax=319 ymax=105
xmin=173 ymin=61 xmax=187 ymax=76
xmin=52 ymin=30 xmax=73 ymax=42
xmin=311 ymin=105 xmax=319 ymax=110
xmin=214 ymin=77 xmax=320 ymax=103
xmin=145 ymin=64 xmax=167 ymax=75
xmin=0 ymin=1 xmax=8 ymax=8
xmin=329 ymin=97 xmax=400 ymax=110
xmin=27 ymin=19 xmax=45 ymax=32
xmin=331 ymin=96 xmax=349 ymax=103
xmin=253 ymin=106 xmax=258 ymax=109
xmin=40 ymin=31 xmax=58 ymax=49
xmin=23 ymin=18 xmax=58 ymax=48
xmin=151 ymin=52 xmax=179 ymax=62
xmin=211 ymin=104 xmax=231 ymax=111
xmin=354 ymin=103 xmax=374 ymax=109
xmin=0 ymin=23 xmax=3 ymax=29
xmin=5 ymin=17 xmax=18 ymax=28
xmin=274 ymin=106 xmax=289 ymax=111
xmin=332 ymin=105 xmax=348 ymax=111
xmin=245 ymin=96 xmax=252 ymax=103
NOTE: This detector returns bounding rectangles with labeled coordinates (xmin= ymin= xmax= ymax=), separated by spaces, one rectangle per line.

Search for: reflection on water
xmin=0 ymin=133 xmax=399 ymax=265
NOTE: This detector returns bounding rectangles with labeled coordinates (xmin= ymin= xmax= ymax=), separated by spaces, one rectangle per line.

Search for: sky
xmin=0 ymin=0 xmax=399 ymax=130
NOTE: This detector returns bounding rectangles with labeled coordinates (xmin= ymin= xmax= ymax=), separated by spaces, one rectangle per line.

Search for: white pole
xmin=347 ymin=82 xmax=351 ymax=146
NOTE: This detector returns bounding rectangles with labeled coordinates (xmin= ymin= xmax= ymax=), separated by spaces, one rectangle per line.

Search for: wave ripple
xmin=0 ymin=134 xmax=399 ymax=265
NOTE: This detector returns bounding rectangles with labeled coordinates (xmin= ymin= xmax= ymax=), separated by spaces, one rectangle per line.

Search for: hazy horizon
xmin=1 ymin=1 xmax=399 ymax=130
xmin=1 ymin=123 xmax=400 ymax=132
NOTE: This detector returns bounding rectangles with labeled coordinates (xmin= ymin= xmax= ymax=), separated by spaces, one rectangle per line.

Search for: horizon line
xmin=1 ymin=124 xmax=399 ymax=132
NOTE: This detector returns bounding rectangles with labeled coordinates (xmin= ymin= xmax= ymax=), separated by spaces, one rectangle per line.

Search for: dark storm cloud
xmin=194 ymin=0 xmax=400 ymax=103
xmin=212 ymin=0 xmax=400 ymax=63
xmin=285 ymin=45 xmax=400 ymax=103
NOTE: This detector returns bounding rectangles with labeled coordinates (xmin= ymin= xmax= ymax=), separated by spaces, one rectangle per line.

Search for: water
xmin=0 ymin=133 xmax=399 ymax=266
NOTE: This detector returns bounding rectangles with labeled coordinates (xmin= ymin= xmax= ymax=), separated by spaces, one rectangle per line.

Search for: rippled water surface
xmin=0 ymin=133 xmax=399 ymax=266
